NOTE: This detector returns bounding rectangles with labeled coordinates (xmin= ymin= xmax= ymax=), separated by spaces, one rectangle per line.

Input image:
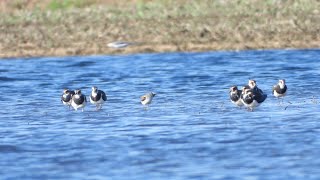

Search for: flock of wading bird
xmin=61 ymin=86 xmax=156 ymax=111
xmin=230 ymin=79 xmax=287 ymax=111
xmin=60 ymin=79 xmax=286 ymax=112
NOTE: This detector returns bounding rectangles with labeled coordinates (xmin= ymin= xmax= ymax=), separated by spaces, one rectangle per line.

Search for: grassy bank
xmin=0 ymin=0 xmax=319 ymax=58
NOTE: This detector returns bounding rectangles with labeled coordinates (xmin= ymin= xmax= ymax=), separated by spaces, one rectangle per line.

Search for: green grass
xmin=1 ymin=0 xmax=319 ymax=23
xmin=47 ymin=0 xmax=96 ymax=10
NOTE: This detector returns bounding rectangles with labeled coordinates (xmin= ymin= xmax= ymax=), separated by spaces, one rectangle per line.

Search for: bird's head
xmin=92 ymin=86 xmax=98 ymax=93
xmin=230 ymin=86 xmax=238 ymax=93
xmin=75 ymin=89 xmax=81 ymax=95
xmin=151 ymin=92 xmax=156 ymax=97
xmin=63 ymin=89 xmax=69 ymax=94
xmin=248 ymin=79 xmax=256 ymax=88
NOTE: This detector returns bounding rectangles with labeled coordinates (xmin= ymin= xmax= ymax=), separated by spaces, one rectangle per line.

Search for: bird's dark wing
xmin=254 ymin=93 xmax=267 ymax=103
xmin=100 ymin=90 xmax=107 ymax=101
xmin=237 ymin=90 xmax=242 ymax=97
xmin=273 ymin=85 xmax=287 ymax=94
xmin=279 ymin=85 xmax=287 ymax=94
xmin=253 ymin=87 xmax=264 ymax=95
xmin=282 ymin=85 xmax=287 ymax=93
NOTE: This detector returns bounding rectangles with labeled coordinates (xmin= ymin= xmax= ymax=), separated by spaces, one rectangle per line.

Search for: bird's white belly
xmin=248 ymin=100 xmax=260 ymax=108
xmin=90 ymin=96 xmax=105 ymax=105
xmin=141 ymin=98 xmax=152 ymax=105
xmin=242 ymin=99 xmax=260 ymax=108
xmin=71 ymin=100 xmax=86 ymax=109
xmin=232 ymin=99 xmax=244 ymax=106
xmin=273 ymin=90 xmax=286 ymax=97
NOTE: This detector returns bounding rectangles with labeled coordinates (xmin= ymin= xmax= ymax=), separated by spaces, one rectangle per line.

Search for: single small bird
xmin=229 ymin=86 xmax=243 ymax=107
xmin=273 ymin=79 xmax=287 ymax=98
xmin=241 ymin=85 xmax=267 ymax=111
xmin=90 ymin=86 xmax=107 ymax=110
xmin=71 ymin=89 xmax=87 ymax=111
xmin=241 ymin=89 xmax=259 ymax=111
xmin=248 ymin=79 xmax=267 ymax=103
xmin=141 ymin=92 xmax=156 ymax=106
xmin=61 ymin=89 xmax=75 ymax=109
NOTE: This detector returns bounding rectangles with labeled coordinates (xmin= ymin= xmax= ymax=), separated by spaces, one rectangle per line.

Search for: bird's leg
xmin=278 ymin=97 xmax=284 ymax=106
xmin=277 ymin=97 xmax=281 ymax=106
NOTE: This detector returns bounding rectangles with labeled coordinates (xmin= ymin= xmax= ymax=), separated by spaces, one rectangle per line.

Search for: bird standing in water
xmin=61 ymin=89 xmax=75 ymax=109
xmin=273 ymin=79 xmax=287 ymax=103
xmin=90 ymin=86 xmax=107 ymax=110
xmin=241 ymin=88 xmax=259 ymax=111
xmin=248 ymin=79 xmax=267 ymax=103
xmin=140 ymin=92 xmax=156 ymax=108
xmin=229 ymin=86 xmax=243 ymax=108
xmin=71 ymin=89 xmax=87 ymax=112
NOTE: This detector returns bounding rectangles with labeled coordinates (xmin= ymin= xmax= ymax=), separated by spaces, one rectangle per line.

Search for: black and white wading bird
xmin=71 ymin=89 xmax=87 ymax=111
xmin=248 ymin=79 xmax=267 ymax=102
xmin=90 ymin=86 xmax=107 ymax=110
xmin=229 ymin=86 xmax=243 ymax=107
xmin=240 ymin=80 xmax=267 ymax=111
xmin=241 ymin=88 xmax=258 ymax=111
xmin=140 ymin=92 xmax=156 ymax=107
xmin=272 ymin=79 xmax=287 ymax=102
xmin=61 ymin=89 xmax=75 ymax=109
xmin=248 ymin=80 xmax=263 ymax=94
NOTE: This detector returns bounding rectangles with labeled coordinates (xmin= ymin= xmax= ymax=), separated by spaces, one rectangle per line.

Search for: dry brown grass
xmin=0 ymin=0 xmax=319 ymax=58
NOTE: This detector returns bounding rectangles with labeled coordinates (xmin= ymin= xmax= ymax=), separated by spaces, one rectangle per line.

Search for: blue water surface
xmin=0 ymin=49 xmax=319 ymax=180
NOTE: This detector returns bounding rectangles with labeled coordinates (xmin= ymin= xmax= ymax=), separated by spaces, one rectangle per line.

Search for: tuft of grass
xmin=47 ymin=0 xmax=96 ymax=11
xmin=8 ymin=0 xmax=27 ymax=10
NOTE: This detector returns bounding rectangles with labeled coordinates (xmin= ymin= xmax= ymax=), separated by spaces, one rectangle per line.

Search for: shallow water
xmin=0 ymin=49 xmax=320 ymax=179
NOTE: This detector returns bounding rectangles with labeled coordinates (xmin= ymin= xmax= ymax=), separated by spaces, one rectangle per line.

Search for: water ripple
xmin=0 ymin=49 xmax=320 ymax=179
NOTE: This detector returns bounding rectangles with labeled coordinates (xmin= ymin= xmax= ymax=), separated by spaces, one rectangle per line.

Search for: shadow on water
xmin=66 ymin=61 xmax=96 ymax=67
xmin=0 ymin=145 xmax=22 ymax=153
